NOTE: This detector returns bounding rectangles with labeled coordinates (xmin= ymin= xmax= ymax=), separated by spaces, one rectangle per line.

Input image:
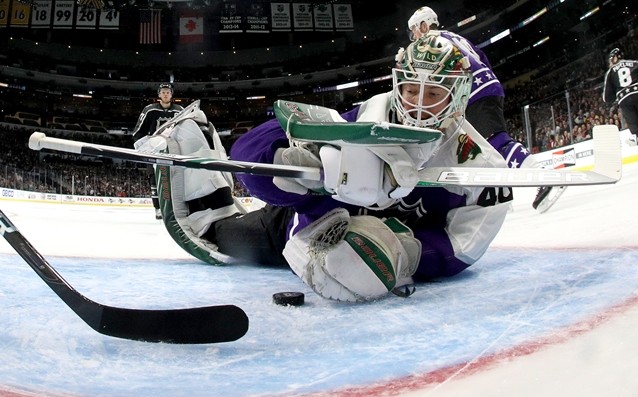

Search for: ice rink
xmin=0 ymin=157 xmax=637 ymax=397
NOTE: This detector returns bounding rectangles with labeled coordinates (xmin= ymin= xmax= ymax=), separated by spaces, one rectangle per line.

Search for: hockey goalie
xmin=136 ymin=33 xmax=513 ymax=302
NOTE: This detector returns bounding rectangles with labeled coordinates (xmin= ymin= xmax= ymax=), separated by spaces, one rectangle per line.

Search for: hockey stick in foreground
xmin=28 ymin=124 xmax=622 ymax=187
xmin=0 ymin=210 xmax=249 ymax=344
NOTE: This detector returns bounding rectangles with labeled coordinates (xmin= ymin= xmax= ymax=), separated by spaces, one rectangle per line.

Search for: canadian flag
xmin=179 ymin=13 xmax=204 ymax=43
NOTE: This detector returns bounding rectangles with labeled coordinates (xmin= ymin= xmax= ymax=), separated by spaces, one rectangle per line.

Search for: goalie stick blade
xmin=590 ymin=124 xmax=623 ymax=178
xmin=417 ymin=124 xmax=622 ymax=188
xmin=0 ymin=210 xmax=249 ymax=344
xmin=274 ymin=100 xmax=441 ymax=145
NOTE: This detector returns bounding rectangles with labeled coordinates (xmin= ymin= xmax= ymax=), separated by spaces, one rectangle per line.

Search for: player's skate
xmin=154 ymin=207 xmax=162 ymax=220
xmin=532 ymin=185 xmax=567 ymax=213
xmin=514 ymin=149 xmax=567 ymax=214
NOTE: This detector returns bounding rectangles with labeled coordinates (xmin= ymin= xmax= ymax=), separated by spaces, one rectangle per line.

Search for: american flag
xmin=139 ymin=9 xmax=162 ymax=44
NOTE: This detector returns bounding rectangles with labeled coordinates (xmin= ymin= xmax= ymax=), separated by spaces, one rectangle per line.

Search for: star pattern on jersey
xmin=473 ymin=70 xmax=497 ymax=89
xmin=508 ymin=144 xmax=529 ymax=168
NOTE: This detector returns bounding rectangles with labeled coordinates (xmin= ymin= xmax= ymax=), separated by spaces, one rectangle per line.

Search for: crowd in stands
xmin=0 ymin=22 xmax=636 ymax=198
xmin=504 ymin=27 xmax=637 ymax=152
xmin=0 ymin=124 xmax=149 ymax=196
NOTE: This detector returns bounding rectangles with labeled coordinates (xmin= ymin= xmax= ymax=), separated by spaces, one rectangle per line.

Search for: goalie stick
xmin=0 ymin=210 xmax=249 ymax=344
xmin=29 ymin=132 xmax=323 ymax=180
xmin=28 ymin=124 xmax=621 ymax=188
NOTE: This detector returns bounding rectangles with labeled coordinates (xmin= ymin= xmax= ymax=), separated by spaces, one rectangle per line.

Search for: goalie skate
xmin=533 ymin=186 xmax=567 ymax=214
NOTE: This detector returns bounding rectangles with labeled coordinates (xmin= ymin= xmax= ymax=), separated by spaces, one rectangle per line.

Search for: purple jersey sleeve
xmin=230 ymin=107 xmax=360 ymax=210
xmin=230 ymin=101 xmax=507 ymax=280
xmin=438 ymin=31 xmax=505 ymax=104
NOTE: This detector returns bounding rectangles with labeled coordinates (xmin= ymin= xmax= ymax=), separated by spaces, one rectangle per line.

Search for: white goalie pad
xmin=155 ymin=113 xmax=245 ymax=265
xmin=133 ymin=135 xmax=168 ymax=152
xmin=320 ymin=145 xmax=386 ymax=207
xmin=165 ymin=119 xmax=244 ymax=235
xmin=272 ymin=144 xmax=324 ymax=195
xmin=367 ymin=146 xmax=419 ymax=197
xmin=320 ymin=145 xmax=422 ymax=208
xmin=284 ymin=208 xmax=422 ymax=302
xmin=183 ymin=148 xmax=233 ymax=201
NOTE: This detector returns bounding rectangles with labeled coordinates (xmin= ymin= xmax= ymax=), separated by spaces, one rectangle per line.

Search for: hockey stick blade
xmin=29 ymin=132 xmax=322 ymax=181
xmin=0 ymin=210 xmax=248 ymax=344
xmin=417 ymin=125 xmax=622 ymax=187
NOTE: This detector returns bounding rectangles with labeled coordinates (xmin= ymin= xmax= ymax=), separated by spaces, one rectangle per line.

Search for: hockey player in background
xmin=139 ymin=34 xmax=512 ymax=303
xmin=603 ymin=47 xmax=638 ymax=138
xmin=132 ymin=83 xmax=184 ymax=219
xmin=406 ymin=6 xmax=561 ymax=211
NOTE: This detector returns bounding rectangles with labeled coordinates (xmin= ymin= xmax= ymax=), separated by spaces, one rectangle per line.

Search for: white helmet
xmin=407 ymin=6 xmax=439 ymax=31
xmin=392 ymin=33 xmax=471 ymax=129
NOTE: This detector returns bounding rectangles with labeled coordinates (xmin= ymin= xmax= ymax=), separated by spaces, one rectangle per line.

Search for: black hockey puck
xmin=273 ymin=292 xmax=305 ymax=306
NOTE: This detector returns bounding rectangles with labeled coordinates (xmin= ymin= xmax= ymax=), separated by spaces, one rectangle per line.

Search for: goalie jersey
xmin=231 ymin=93 xmax=512 ymax=281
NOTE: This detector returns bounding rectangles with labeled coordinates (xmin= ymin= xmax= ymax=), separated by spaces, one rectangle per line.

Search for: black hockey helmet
xmin=157 ymin=83 xmax=173 ymax=95
xmin=608 ymin=48 xmax=622 ymax=60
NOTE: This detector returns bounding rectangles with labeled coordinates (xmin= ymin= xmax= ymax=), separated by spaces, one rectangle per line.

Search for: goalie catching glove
xmin=273 ymin=143 xmax=421 ymax=209
xmin=283 ymin=208 xmax=422 ymax=302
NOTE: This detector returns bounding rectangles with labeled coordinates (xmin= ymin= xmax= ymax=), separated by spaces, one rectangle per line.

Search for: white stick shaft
xmin=28 ymin=124 xmax=622 ymax=188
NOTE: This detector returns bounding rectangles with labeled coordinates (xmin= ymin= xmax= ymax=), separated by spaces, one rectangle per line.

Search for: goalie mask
xmin=392 ymin=33 xmax=471 ymax=129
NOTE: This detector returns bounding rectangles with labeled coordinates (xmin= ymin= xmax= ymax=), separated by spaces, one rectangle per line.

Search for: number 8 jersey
xmin=603 ymin=58 xmax=638 ymax=105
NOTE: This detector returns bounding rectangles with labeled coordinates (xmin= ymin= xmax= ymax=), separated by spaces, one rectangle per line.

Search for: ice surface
xmin=0 ymin=162 xmax=637 ymax=397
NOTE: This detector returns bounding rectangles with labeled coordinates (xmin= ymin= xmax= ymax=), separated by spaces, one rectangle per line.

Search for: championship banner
xmin=333 ymin=4 xmax=353 ymax=31
xmin=75 ymin=6 xmax=98 ymax=29
xmin=219 ymin=0 xmax=241 ymax=33
xmin=312 ymin=3 xmax=333 ymax=32
xmin=270 ymin=2 xmax=290 ymax=32
xmin=52 ymin=0 xmax=75 ymax=29
xmin=9 ymin=0 xmax=30 ymax=27
xmin=292 ymin=3 xmax=312 ymax=32
xmin=179 ymin=11 xmax=204 ymax=43
xmin=245 ymin=0 xmax=269 ymax=33
xmin=98 ymin=8 xmax=119 ymax=30
xmin=30 ymin=0 xmax=52 ymax=28
xmin=0 ymin=0 xmax=11 ymax=28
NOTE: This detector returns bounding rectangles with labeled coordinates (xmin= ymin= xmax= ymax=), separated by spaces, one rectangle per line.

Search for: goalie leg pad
xmin=165 ymin=120 xmax=244 ymax=236
xmin=283 ymin=209 xmax=422 ymax=302
xmin=157 ymin=117 xmax=245 ymax=264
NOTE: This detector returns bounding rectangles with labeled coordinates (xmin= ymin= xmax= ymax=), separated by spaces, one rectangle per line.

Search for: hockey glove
xmin=273 ymin=142 xmax=327 ymax=195
xmin=283 ymin=208 xmax=422 ymax=302
xmin=274 ymin=143 xmax=420 ymax=209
